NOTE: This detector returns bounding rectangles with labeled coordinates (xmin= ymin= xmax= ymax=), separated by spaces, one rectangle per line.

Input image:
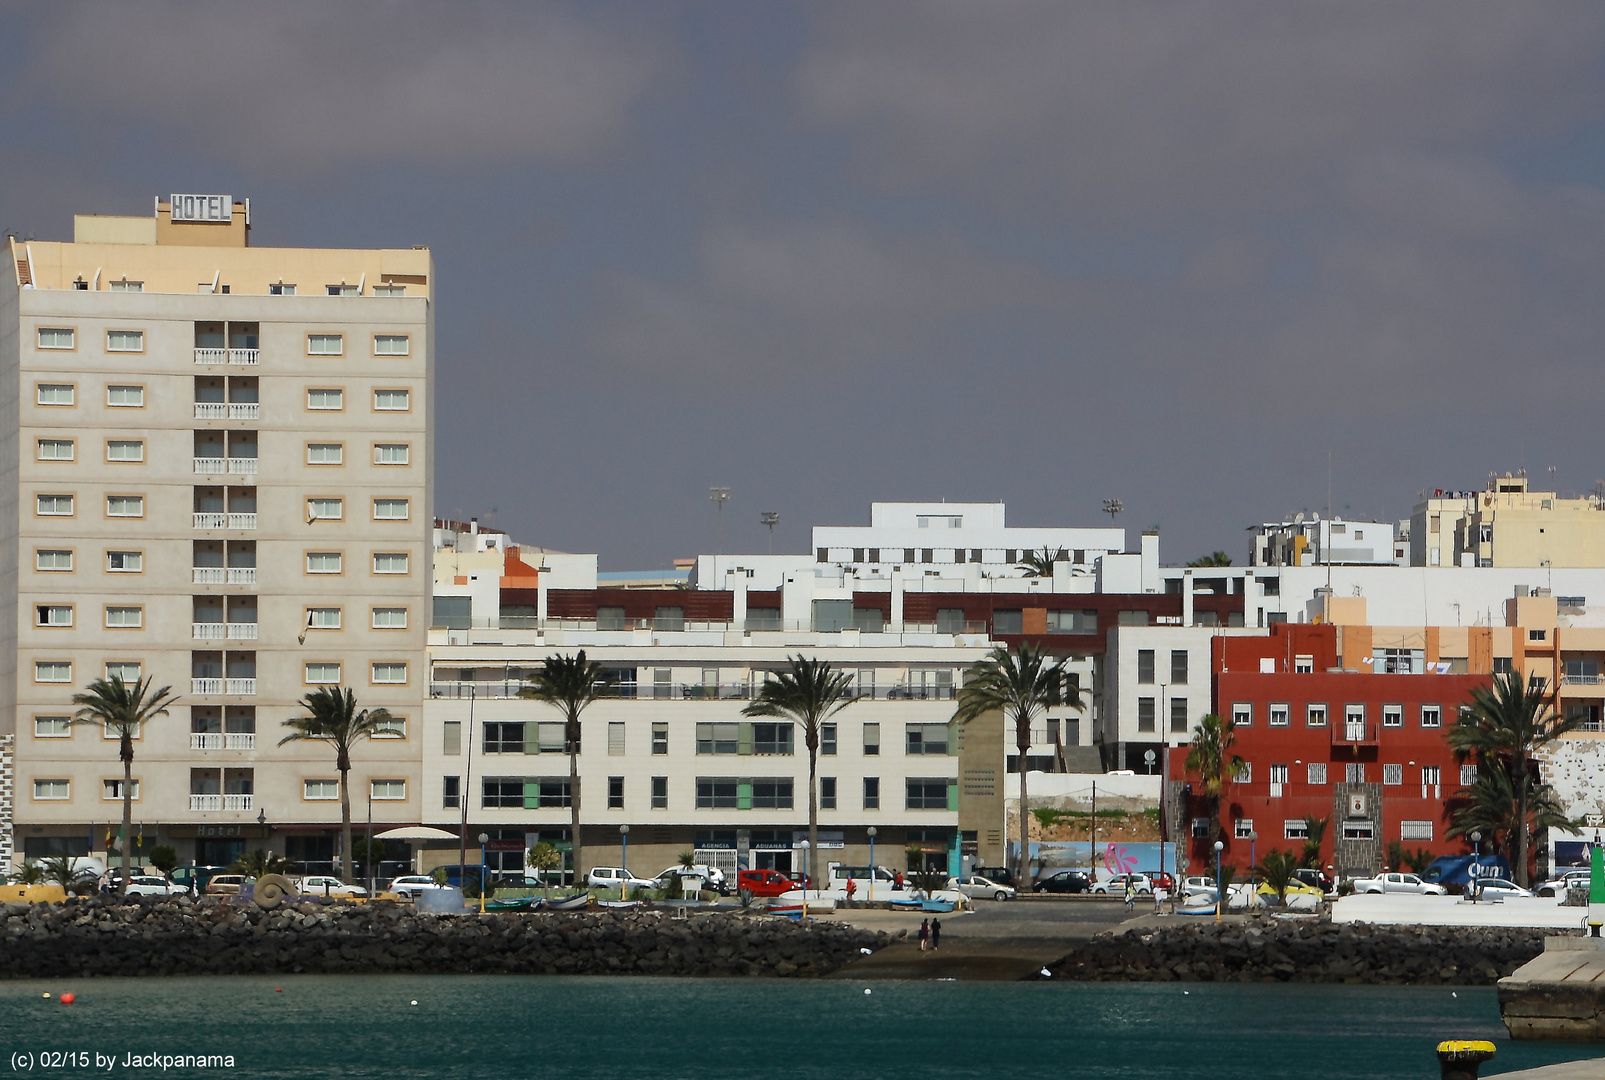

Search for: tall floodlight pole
xmin=710 ymin=487 xmax=731 ymax=561
xmin=760 ymin=511 xmax=780 ymax=554
xmin=1103 ymin=498 xmax=1123 ymax=524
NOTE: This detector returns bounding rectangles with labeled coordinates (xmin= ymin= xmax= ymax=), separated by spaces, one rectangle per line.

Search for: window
xmin=36 ymin=605 xmax=72 ymax=627
xmin=1137 ymin=650 xmax=1155 ymax=684
xmin=326 ymin=285 xmax=359 ymax=297
xmin=1530 ymin=629 xmax=1546 ymax=642
xmin=1400 ymin=821 xmax=1434 ymax=841
xmin=906 ymin=779 xmax=950 ymax=810
xmin=1170 ymin=698 xmax=1189 ymax=733
xmin=608 ymin=722 xmax=626 ymax=756
xmin=1383 ymin=764 xmax=1403 ymax=786
xmin=34 ymin=716 xmax=70 ymax=738
xmin=1382 ymin=704 xmax=1403 ymax=728
xmin=651 ymin=776 xmax=668 ymax=809
xmin=35 ymin=549 xmax=72 ymax=571
xmin=307 ymin=388 xmax=344 ymax=410
xmin=373 ymin=552 xmax=409 ymax=574
xmin=269 ymin=283 xmax=296 ymax=296
xmin=306 ymin=607 xmax=341 ymax=629
xmin=374 ymin=389 xmax=410 ymax=410
xmin=106 ymin=440 xmax=144 ymax=462
xmin=1284 ymin=819 xmax=1309 ymax=840
xmin=753 ymin=723 xmax=793 ymax=755
xmin=305 ymin=662 xmax=342 ymax=684
xmin=821 ymin=723 xmax=837 ymax=756
xmin=1192 ymin=818 xmax=1210 ymax=838
xmin=307 ymin=498 xmax=343 ymax=521
xmin=1420 ymin=705 xmax=1441 ymax=728
xmin=37 ymin=328 xmax=74 ymax=349
xmin=372 ymin=607 xmax=407 ymax=629
xmin=373 ymin=498 xmax=410 ymax=521
xmin=442 ymin=776 xmax=461 ymax=809
xmin=442 ymin=722 xmax=461 ymax=756
xmin=1234 ymin=819 xmax=1255 ymax=839
xmin=107 ymin=548 xmax=139 ymax=570
xmin=307 ymin=443 xmax=343 ymax=464
xmin=37 ymin=383 xmax=73 ymax=405
xmin=1422 ymin=765 xmax=1441 ymax=792
xmin=1341 ymin=821 xmax=1375 ymax=840
xmin=1461 ymin=764 xmax=1479 ymax=786
xmin=106 ymin=330 xmax=144 ymax=352
xmin=374 ymin=443 xmax=410 ymax=465
xmin=374 ymin=334 xmax=410 ymax=355
xmin=36 ymin=494 xmax=73 ymax=516
xmin=107 ymin=384 xmax=144 ymax=407
xmin=33 ymin=779 xmax=70 ymax=800
xmin=696 ymin=779 xmax=739 ymax=809
xmin=1232 ymin=703 xmax=1252 ymax=727
xmin=1171 ymin=650 xmax=1189 ymax=684
xmin=373 ymin=284 xmax=405 ymax=297
xmin=1307 ymin=704 xmax=1328 ymax=727
xmin=307 ymin=552 xmax=342 ymax=574
xmin=481 ymin=779 xmax=524 ymax=809
xmin=1493 ymin=657 xmax=1513 ymax=674
xmin=863 ymin=777 xmax=880 ymax=810
xmin=751 ymin=779 xmax=795 ymax=810
xmin=303 ymin=779 xmax=339 ymax=801
xmin=1137 ymin=698 xmax=1155 ymax=733
xmin=821 ymin=777 xmax=837 ymax=810
xmin=695 ymin=723 xmax=739 ymax=755
xmin=1346 ymin=762 xmax=1365 ymax=784
xmin=1294 ymin=654 xmax=1314 ymax=674
xmin=36 ymin=439 xmax=73 ymax=461
xmin=1269 ymin=704 xmax=1290 ymax=727
xmin=651 ymin=722 xmax=668 ymax=755
xmin=993 ymin=609 xmax=1023 ymax=635
xmin=35 ymin=661 xmax=71 ymax=683
xmin=109 ymin=280 xmax=142 ymax=292
xmin=105 ymin=606 xmax=143 ymax=628
xmin=903 ymin=723 xmax=948 ymax=755
xmin=1234 ymin=761 xmax=1251 ymax=783
xmin=1307 ymin=762 xmax=1327 ymax=785
xmin=308 ymin=334 xmax=344 ymax=355
xmin=863 ymin=722 xmax=880 ymax=756
xmin=608 ymin=776 xmax=624 ymax=809
xmin=372 ymin=662 xmax=407 ymax=684
xmin=106 ymin=495 xmax=143 ymax=518
xmin=482 ymin=723 xmax=525 ymax=754
xmin=370 ymin=779 xmax=406 ymax=800
xmin=371 ymin=715 xmax=407 ymax=738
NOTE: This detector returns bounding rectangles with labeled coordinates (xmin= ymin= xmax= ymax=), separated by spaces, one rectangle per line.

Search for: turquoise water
xmin=0 ymin=977 xmax=1598 ymax=1079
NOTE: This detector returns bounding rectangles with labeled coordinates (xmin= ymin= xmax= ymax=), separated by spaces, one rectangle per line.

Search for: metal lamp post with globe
xmin=1214 ymin=839 xmax=1225 ymax=921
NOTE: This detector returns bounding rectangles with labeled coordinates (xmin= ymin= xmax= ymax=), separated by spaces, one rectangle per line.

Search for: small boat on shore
xmin=482 ymin=895 xmax=542 ymax=913
xmin=547 ymin=893 xmax=592 ymax=911
xmin=920 ymin=899 xmax=956 ymax=913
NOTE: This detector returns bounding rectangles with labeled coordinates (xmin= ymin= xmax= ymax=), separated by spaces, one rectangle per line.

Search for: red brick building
xmin=1168 ymin=624 xmax=1488 ymax=878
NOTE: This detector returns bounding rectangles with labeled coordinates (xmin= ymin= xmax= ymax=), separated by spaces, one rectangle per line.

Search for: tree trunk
xmin=1017 ymin=713 xmax=1031 ymax=886
xmin=569 ymin=712 xmax=583 ymax=888
xmin=339 ymin=767 xmax=353 ymax=882
xmin=121 ymin=736 xmax=133 ymax=896
xmin=1515 ymin=750 xmax=1530 ymax=887
xmin=808 ymin=740 xmax=819 ymax=900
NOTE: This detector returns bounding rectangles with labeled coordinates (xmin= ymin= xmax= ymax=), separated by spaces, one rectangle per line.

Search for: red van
xmin=736 ymin=869 xmax=795 ymax=897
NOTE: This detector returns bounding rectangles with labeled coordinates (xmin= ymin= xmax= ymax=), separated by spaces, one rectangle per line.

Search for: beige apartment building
xmin=1411 ymin=474 xmax=1605 ymax=568
xmin=0 ymin=197 xmax=431 ymax=872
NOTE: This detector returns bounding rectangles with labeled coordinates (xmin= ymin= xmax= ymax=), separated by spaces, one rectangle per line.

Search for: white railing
xmin=224 ymin=794 xmax=254 ymax=810
xmin=190 ymin=733 xmax=222 ymax=750
xmin=194 ymin=403 xmax=227 ymax=419
xmin=227 ymin=623 xmax=258 ymax=640
xmin=228 ymin=457 xmax=258 ymax=475
xmin=229 ymin=513 xmax=257 ymax=529
xmin=189 ymin=794 xmax=221 ymax=811
xmin=228 ymin=567 xmax=256 ymax=585
xmin=194 ymin=513 xmax=226 ymax=529
xmin=229 ymin=403 xmax=259 ymax=420
xmin=194 ymin=348 xmax=227 ymax=365
xmin=228 ymin=349 xmax=259 ymax=365
xmin=191 ymin=678 xmax=256 ymax=695
xmin=192 ymin=622 xmax=225 ymax=640
xmin=191 ymin=678 xmax=224 ymax=695
xmin=226 ymin=732 xmax=255 ymax=750
xmin=226 ymin=678 xmax=256 ymax=695
xmin=1563 ymin=674 xmax=1603 ymax=686
xmin=193 ymin=567 xmax=225 ymax=584
xmin=194 ymin=457 xmax=226 ymax=475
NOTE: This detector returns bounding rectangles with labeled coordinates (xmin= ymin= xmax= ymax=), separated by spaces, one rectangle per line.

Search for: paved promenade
xmin=1333 ymin=894 xmax=1591 ymax=929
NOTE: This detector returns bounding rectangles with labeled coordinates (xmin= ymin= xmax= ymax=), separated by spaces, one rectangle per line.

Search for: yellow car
xmin=1256 ymin=879 xmax=1325 ymax=903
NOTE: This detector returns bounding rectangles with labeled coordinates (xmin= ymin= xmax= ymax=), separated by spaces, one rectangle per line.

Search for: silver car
xmin=124 ymin=875 xmax=186 ymax=897
xmin=954 ymin=874 xmax=1015 ymax=901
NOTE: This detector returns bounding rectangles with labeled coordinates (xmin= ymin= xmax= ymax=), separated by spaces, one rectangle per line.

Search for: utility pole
xmin=760 ymin=511 xmax=780 ymax=554
xmin=710 ymin=487 xmax=731 ymax=560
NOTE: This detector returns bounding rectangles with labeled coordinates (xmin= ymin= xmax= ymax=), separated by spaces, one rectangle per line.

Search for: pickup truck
xmin=1351 ymin=871 xmax=1446 ymax=896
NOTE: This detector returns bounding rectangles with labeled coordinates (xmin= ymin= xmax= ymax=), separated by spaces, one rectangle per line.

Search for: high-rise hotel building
xmin=0 ymin=198 xmax=431 ymax=870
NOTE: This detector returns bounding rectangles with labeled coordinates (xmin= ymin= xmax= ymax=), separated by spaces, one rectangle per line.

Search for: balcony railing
xmin=191 ymin=733 xmax=257 ymax=751
xmin=1563 ymin=674 xmax=1604 ymax=686
xmin=191 ymin=678 xmax=256 ymax=696
xmin=229 ymin=403 xmax=259 ymax=420
xmin=194 ymin=348 xmax=227 ymax=365
xmin=197 ymin=402 xmax=260 ymax=420
xmin=193 ymin=513 xmax=257 ymax=530
xmin=193 ymin=457 xmax=258 ymax=476
xmin=426 ymin=679 xmax=956 ymax=702
xmin=195 ymin=403 xmax=226 ymax=419
xmin=228 ymin=349 xmax=259 ymax=366
xmin=189 ymin=794 xmax=220 ymax=810
xmin=227 ymin=623 xmax=258 ymax=640
xmin=193 ymin=623 xmax=225 ymax=640
xmin=1333 ymin=722 xmax=1380 ymax=746
xmin=188 ymin=793 xmax=254 ymax=812
xmin=194 ymin=566 xmax=257 ymax=584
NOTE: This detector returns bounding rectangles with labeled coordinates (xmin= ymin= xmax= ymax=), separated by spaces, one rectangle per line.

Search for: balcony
xmin=227 ymin=623 xmax=258 ymax=640
xmin=190 ymin=678 xmax=256 ymax=696
xmin=193 ymin=567 xmax=257 ymax=585
xmin=191 ymin=623 xmax=257 ymax=641
xmin=193 ymin=458 xmax=258 ymax=476
xmin=193 ymin=513 xmax=257 ymax=530
xmin=1332 ymin=722 xmax=1380 ymax=747
xmin=194 ymin=348 xmax=227 ymax=366
xmin=195 ymin=403 xmax=226 ymax=419
xmin=229 ymin=403 xmax=259 ymax=420
xmin=1562 ymin=674 xmax=1603 ymax=686
xmin=194 ymin=403 xmax=259 ymax=421
xmin=189 ymin=793 xmax=253 ymax=812
xmin=228 ymin=349 xmax=259 ymax=366
xmin=189 ymin=733 xmax=255 ymax=751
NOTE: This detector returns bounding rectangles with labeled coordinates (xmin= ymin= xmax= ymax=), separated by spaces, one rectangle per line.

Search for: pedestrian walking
xmin=1124 ymin=877 xmax=1135 ymax=912
xmin=930 ymin=918 xmax=942 ymax=951
xmin=845 ymin=877 xmax=857 ymax=907
xmin=894 ymin=870 xmax=905 ymax=892
xmin=1153 ymin=884 xmax=1167 ymax=914
xmin=918 ymin=918 xmax=930 ymax=951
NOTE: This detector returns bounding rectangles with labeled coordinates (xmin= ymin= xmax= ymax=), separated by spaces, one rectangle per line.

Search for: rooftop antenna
xmin=1102 ymin=498 xmax=1123 ymax=524
xmin=759 ymin=511 xmax=780 ymax=554
xmin=710 ymin=487 xmax=731 ymax=559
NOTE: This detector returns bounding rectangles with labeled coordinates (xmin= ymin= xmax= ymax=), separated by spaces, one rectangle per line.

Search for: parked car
xmin=124 ymin=875 xmax=186 ymax=897
xmin=1536 ymin=870 xmax=1591 ymax=898
xmin=297 ymin=875 xmax=368 ymax=898
xmin=652 ymin=864 xmax=729 ymax=893
xmin=1183 ymin=875 xmax=1218 ymax=896
xmin=586 ymin=866 xmax=655 ymax=891
xmin=1470 ymin=878 xmax=1533 ymax=900
xmin=1146 ymin=871 xmax=1176 ymax=892
xmin=1033 ymin=870 xmax=1091 ymax=894
xmin=828 ymin=865 xmax=898 ymax=891
xmin=736 ymin=868 xmax=797 ymax=897
xmin=387 ymin=875 xmax=447 ymax=899
xmin=1293 ymin=868 xmax=1335 ymax=894
xmin=973 ymin=866 xmax=1016 ymax=888
xmin=1351 ymin=871 xmax=1446 ymax=896
xmin=1255 ymin=879 xmax=1325 ymax=903
xmin=170 ymin=865 xmax=228 ymax=894
xmin=1091 ymin=873 xmax=1152 ymax=896
xmin=954 ymin=875 xmax=1015 ymax=901
xmin=1421 ymin=854 xmax=1512 ymax=890
xmin=204 ymin=874 xmax=247 ymax=895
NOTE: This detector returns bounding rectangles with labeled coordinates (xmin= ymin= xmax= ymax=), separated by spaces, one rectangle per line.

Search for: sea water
xmin=0 ymin=976 xmax=1597 ymax=1079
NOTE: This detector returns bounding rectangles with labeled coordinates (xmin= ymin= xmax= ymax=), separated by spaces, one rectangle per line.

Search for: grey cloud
xmin=19 ymin=2 xmax=665 ymax=169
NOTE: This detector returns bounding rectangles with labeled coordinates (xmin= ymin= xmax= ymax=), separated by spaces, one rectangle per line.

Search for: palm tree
xmin=1448 ymin=671 xmax=1583 ymax=886
xmin=71 ymin=675 xmax=177 ymax=895
xmin=743 ymin=656 xmax=857 ymax=894
xmin=518 ymin=651 xmax=612 ymax=885
xmin=1447 ymin=759 xmax=1577 ymax=875
xmin=1185 ymin=713 xmax=1244 ymax=850
xmin=230 ymin=849 xmax=290 ymax=877
xmin=1186 ymin=551 xmax=1234 ymax=567
xmin=279 ymin=687 xmax=393 ymax=882
xmin=1015 ymin=547 xmax=1065 ymax=577
xmin=1255 ymin=849 xmax=1300 ymax=905
xmin=1299 ymin=815 xmax=1329 ymax=869
xmin=954 ymin=644 xmax=1076 ymax=885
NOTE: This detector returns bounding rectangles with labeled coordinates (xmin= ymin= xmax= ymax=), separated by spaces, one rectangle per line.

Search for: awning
xmin=374 ymin=826 xmax=460 ymax=841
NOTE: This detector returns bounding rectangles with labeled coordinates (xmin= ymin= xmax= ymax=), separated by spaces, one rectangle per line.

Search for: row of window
xmin=33 ymin=382 xmax=417 ymax=413
xmin=1227 ymin=760 xmax=1473 ymax=787
xmin=29 ymin=777 xmax=409 ymax=802
xmin=1229 ymin=702 xmax=1450 ymax=728
xmin=29 ymin=548 xmax=407 ymax=576
xmin=457 ymin=775 xmax=951 ymax=812
xmin=37 ymin=383 xmax=145 ymax=407
xmin=29 ymin=657 xmax=409 ymax=685
xmin=1224 ymin=818 xmax=1438 ymax=842
xmin=32 ymin=492 xmax=416 ymax=522
xmin=1136 ymin=649 xmax=1189 ymax=685
xmin=32 ymin=437 xmax=411 ymax=467
xmin=34 ymin=607 xmax=412 ymax=634
xmin=36 ymin=327 xmax=413 ymax=357
xmin=442 ymin=720 xmax=941 ymax=759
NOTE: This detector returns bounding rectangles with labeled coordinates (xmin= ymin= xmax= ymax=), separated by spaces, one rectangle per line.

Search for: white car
xmin=386 ymin=875 xmax=446 ymax=899
xmin=954 ymin=874 xmax=1016 ymax=901
xmin=297 ymin=875 xmax=368 ymax=897
xmin=1091 ymin=873 xmax=1153 ymax=896
xmin=1471 ymin=878 xmax=1533 ymax=900
xmin=651 ymin=864 xmax=729 ymax=892
xmin=124 ymin=875 xmax=186 ymax=897
xmin=1352 ymin=872 xmax=1446 ymax=896
xmin=1536 ymin=871 xmax=1591 ymax=898
xmin=586 ymin=866 xmax=655 ymax=891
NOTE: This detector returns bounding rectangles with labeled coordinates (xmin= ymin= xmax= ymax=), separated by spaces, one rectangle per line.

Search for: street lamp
xmin=1248 ymin=831 xmax=1258 ymax=913
xmin=1214 ymin=840 xmax=1225 ymax=922
xmin=798 ymin=840 xmax=811 ymax=923
xmin=1471 ymin=830 xmax=1483 ymax=901
xmin=866 ymin=828 xmax=879 ymax=898
xmin=620 ymin=824 xmax=630 ymax=900
xmin=478 ymin=832 xmax=489 ymax=914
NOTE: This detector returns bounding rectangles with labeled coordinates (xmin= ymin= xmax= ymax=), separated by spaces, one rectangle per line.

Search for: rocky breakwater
xmin=0 ymin=896 xmax=885 ymax=979
xmin=1048 ymin=921 xmax=1549 ymax=984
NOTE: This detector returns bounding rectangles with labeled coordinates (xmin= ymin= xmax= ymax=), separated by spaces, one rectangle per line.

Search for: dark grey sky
xmin=4 ymin=2 xmax=1604 ymax=568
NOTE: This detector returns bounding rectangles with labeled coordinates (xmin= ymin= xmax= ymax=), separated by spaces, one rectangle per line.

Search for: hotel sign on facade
xmin=170 ymin=194 xmax=233 ymax=223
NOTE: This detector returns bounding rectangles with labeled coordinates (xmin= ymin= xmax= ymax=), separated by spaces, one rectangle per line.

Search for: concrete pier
xmin=1499 ymin=936 xmax=1605 ymax=1041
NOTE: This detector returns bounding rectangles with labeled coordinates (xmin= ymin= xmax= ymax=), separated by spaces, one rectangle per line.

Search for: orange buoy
xmin=275 ymin=988 xmax=283 ymax=993
xmin=59 ymin=993 xmax=75 ymax=1005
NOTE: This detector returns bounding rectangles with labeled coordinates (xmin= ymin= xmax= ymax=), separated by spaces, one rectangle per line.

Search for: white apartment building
xmin=1249 ymin=516 xmax=1401 ymax=567
xmin=1 ymin=199 xmax=431 ymax=872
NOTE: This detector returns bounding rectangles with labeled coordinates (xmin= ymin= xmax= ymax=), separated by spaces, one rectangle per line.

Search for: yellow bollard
xmin=1436 ymin=1040 xmax=1496 ymax=1080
